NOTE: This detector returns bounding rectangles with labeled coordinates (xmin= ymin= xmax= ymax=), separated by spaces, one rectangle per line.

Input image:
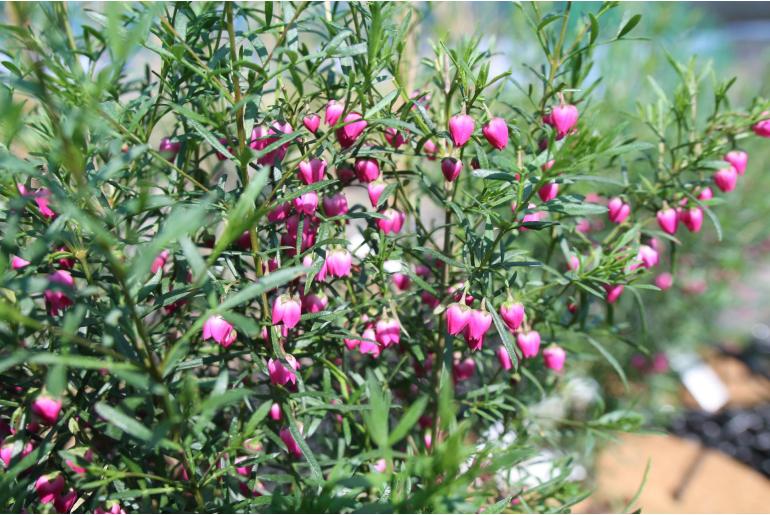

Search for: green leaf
xmin=588 ymin=13 xmax=599 ymax=45
xmin=286 ymin=411 xmax=323 ymax=482
xmin=95 ymin=403 xmax=153 ymax=441
xmin=617 ymin=14 xmax=642 ymax=39
xmin=584 ymin=335 xmax=628 ymax=390
xmin=388 ymin=396 xmax=427 ymax=445
xmin=188 ymin=118 xmax=235 ymax=160
xmin=364 ymin=90 xmax=398 ymax=119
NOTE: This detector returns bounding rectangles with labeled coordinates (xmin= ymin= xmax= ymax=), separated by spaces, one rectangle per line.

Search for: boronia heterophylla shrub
xmin=0 ymin=1 xmax=768 ymax=513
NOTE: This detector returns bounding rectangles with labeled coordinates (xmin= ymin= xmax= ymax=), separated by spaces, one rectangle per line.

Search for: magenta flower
xmin=280 ymin=427 xmax=303 ymax=458
xmin=441 ymin=157 xmax=463 ymax=182
xmin=482 ymin=117 xmax=509 ymax=150
xmin=151 ymin=249 xmax=170 ymax=275
xmin=377 ymin=208 xmax=405 ymax=234
xmin=267 ymin=355 xmax=299 ymax=386
xmin=543 ymin=345 xmax=567 ymax=372
xmin=448 ymin=113 xmax=475 ymax=147
xmin=499 ymin=301 xmax=525 ymax=331
xmin=11 ymin=255 xmax=30 ymax=270
xmin=322 ymin=193 xmax=349 ymax=217
xmin=354 ymin=158 xmax=380 ymax=183
xmin=367 ymin=181 xmax=387 ymax=207
xmin=325 ymin=100 xmax=344 ymax=126
xmin=384 ymin=127 xmax=406 ymax=149
xmin=45 ymin=270 xmax=74 ymax=316
xmin=516 ymin=330 xmax=541 ymax=359
xmin=325 ymin=249 xmax=352 ymax=278
xmin=293 ymin=191 xmax=319 ymax=215
xmin=272 ymin=295 xmax=302 ymax=329
xmin=202 ymin=315 xmax=237 ymax=348
xmin=604 ymin=284 xmax=624 ymax=304
xmin=336 ymin=112 xmax=367 ymax=148
xmin=375 ymin=317 xmax=401 ymax=347
xmin=298 ymin=158 xmax=327 ymax=185
xmin=303 ymin=114 xmax=321 ymax=134
xmin=496 ymin=346 xmax=513 ymax=371
xmin=35 ymin=473 xmax=65 ymax=504
xmin=607 ymin=197 xmax=630 ymax=224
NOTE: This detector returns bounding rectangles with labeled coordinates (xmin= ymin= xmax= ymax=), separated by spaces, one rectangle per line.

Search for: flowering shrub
xmin=1 ymin=2 xmax=769 ymax=513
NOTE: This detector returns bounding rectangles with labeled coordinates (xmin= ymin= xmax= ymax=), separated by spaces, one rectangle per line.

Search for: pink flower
xmin=655 ymin=272 xmax=674 ymax=291
xmin=298 ymin=158 xmax=327 ymax=185
xmin=499 ymin=301 xmax=525 ymax=331
xmin=636 ymin=245 xmax=659 ymax=269
xmin=234 ymin=456 xmax=252 ymax=477
xmin=452 ymin=357 xmax=476 ymax=382
xmin=1 ymin=440 xmax=34 ymax=468
xmin=464 ymin=309 xmax=492 ymax=351
xmin=516 ymin=330 xmax=541 ymax=358
xmin=322 ymin=193 xmax=349 ymax=217
xmin=496 ymin=346 xmax=513 ymax=370
xmin=293 ymin=191 xmax=319 ymax=215
xmin=724 ymin=150 xmax=748 ymax=176
xmin=250 ymin=122 xmax=293 ymax=166
xmin=32 ymin=393 xmax=63 ymax=424
xmin=11 ymin=255 xmax=30 ymax=270
xmin=267 ymin=203 xmax=291 ymax=223
xmin=65 ymin=449 xmax=93 ymax=475
xmin=422 ymin=139 xmax=437 ymax=160
xmin=421 ymin=291 xmax=440 ymax=309
xmin=391 ymin=273 xmax=411 ymax=290
xmin=45 ymin=270 xmax=74 ymax=316
xmin=280 ymin=427 xmax=303 ymax=458
xmin=448 ymin=114 xmax=475 ymax=147
xmin=441 ymin=157 xmax=463 ymax=182
xmin=202 ymin=315 xmax=237 ymax=348
xmin=607 ymin=197 xmax=630 ymax=224
xmin=336 ymin=112 xmax=367 ymax=148
xmin=270 ymin=403 xmax=282 ymax=421
xmin=482 ymin=117 xmax=509 ymax=150
xmin=35 ymin=473 xmax=65 ymax=504
xmin=375 ymin=318 xmax=401 ymax=347
xmin=34 ymin=188 xmax=56 ymax=219
xmin=367 ymin=181 xmax=387 ymax=207
xmin=446 ymin=303 xmax=471 ymax=335
xmin=324 ymin=249 xmax=352 ymax=278
xmin=359 ymin=328 xmax=381 ymax=357
xmin=697 ymin=186 xmax=713 ymax=201
xmin=159 ymin=138 xmax=181 ymax=160
xmin=604 ymin=284 xmax=624 ymax=304
xmin=543 ymin=345 xmax=566 ymax=372
xmin=354 ymin=158 xmax=380 ymax=183
xmin=384 ymin=128 xmax=406 ymax=149
xmin=567 ymin=255 xmax=580 ymax=271
xmin=267 ymin=355 xmax=299 ymax=386
xmin=372 ymin=458 xmax=387 ymax=473
xmin=680 ymin=206 xmax=703 ymax=233
xmin=752 ymin=113 xmax=770 ymax=137
xmin=303 ymin=114 xmax=321 ymax=134
xmin=272 ymin=295 xmax=302 ymax=329
xmin=302 ymin=293 xmax=328 ymax=313
xmin=713 ymin=166 xmax=738 ymax=192
xmin=377 ymin=209 xmax=405 ymax=234
xmin=151 ymin=249 xmax=170 ymax=275
xmin=538 ymin=181 xmax=559 ymax=202
xmin=336 ymin=165 xmax=356 ymax=185
xmin=54 ymin=489 xmax=77 ymax=513
xmin=325 ymin=100 xmax=344 ymax=126
xmin=94 ymin=502 xmax=125 ymax=514
xmin=656 ymin=207 xmax=678 ymax=235
xmin=548 ymin=103 xmax=579 ymax=138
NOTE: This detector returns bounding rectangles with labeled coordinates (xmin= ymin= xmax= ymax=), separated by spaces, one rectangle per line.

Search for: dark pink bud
xmin=500 ymin=301 xmax=525 ymax=331
xmin=293 ymin=191 xmax=319 ymax=215
xmin=267 ymin=355 xmax=299 ymax=386
xmin=538 ymin=181 xmax=559 ymax=202
xmin=35 ymin=473 xmax=65 ymax=504
xmin=604 ymin=284 xmax=624 ymax=304
xmin=446 ymin=303 xmax=471 ymax=335
xmin=697 ymin=186 xmax=713 ymax=201
xmin=322 ymin=193 xmax=349 ymax=217
xmin=441 ymin=157 xmax=463 ymax=182
xmin=336 ymin=165 xmax=356 ymax=185
xmin=367 ymin=181 xmax=387 ymax=207
xmin=384 ymin=127 xmax=406 ymax=149
xmin=391 ymin=273 xmax=411 ymax=290
xmin=655 ymin=272 xmax=673 ymax=290
xmin=267 ymin=203 xmax=290 ymax=223
xmin=354 ymin=158 xmax=380 ymax=183
xmin=336 ymin=112 xmax=367 ymax=148
xmin=270 ymin=402 xmax=282 ymax=421
xmin=452 ymin=357 xmax=476 ymax=382
xmin=607 ymin=197 xmax=631 ymax=224
xmin=32 ymin=395 xmax=62 ymax=425
xmin=713 ymin=166 xmax=738 ymax=192
xmin=656 ymin=207 xmax=678 ymax=235
xmin=159 ymin=138 xmax=181 ymax=159
xmin=202 ymin=315 xmax=237 ymax=348
xmin=298 ymin=159 xmax=327 ymax=185
xmin=496 ymin=346 xmax=513 ymax=370
xmin=549 ymin=103 xmax=579 ymax=138
xmin=280 ymin=427 xmax=303 ymax=458
xmin=325 ymin=100 xmax=344 ymax=126
xmin=724 ymin=150 xmax=748 ymax=176
xmin=482 ymin=117 xmax=509 ymax=150
xmin=543 ymin=345 xmax=566 ymax=372
xmin=303 ymin=114 xmax=321 ymax=134
xmin=151 ymin=249 xmax=170 ymax=275
xmin=680 ymin=206 xmax=703 ymax=233
xmin=517 ymin=330 xmax=541 ymax=358
xmin=448 ymin=114 xmax=475 ymax=147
